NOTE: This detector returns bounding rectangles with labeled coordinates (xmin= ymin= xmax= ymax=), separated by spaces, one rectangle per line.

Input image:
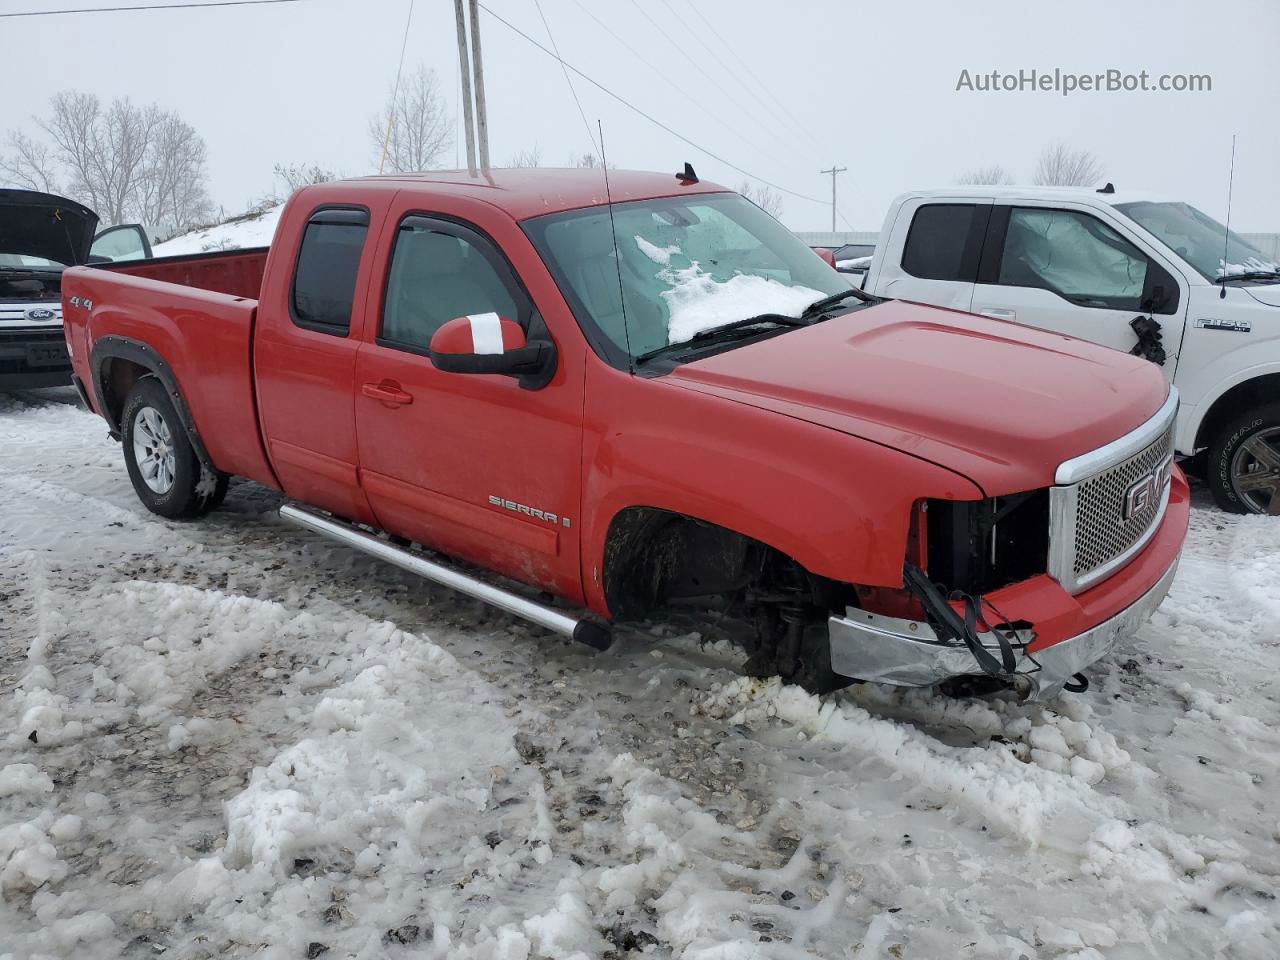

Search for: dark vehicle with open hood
xmin=61 ymin=169 xmax=1188 ymax=701
xmin=1 ymin=188 xmax=151 ymax=391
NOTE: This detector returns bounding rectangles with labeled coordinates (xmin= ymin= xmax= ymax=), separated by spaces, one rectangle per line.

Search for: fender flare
xmin=89 ymin=335 xmax=218 ymax=474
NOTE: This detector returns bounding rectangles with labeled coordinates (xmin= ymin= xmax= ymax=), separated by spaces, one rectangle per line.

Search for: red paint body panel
xmin=669 ymin=299 xmax=1170 ymax=496
xmin=106 ymin=248 xmax=268 ymax=300
xmin=61 ymin=266 xmax=278 ymax=490
xmin=62 ymin=170 xmax=1189 ymax=662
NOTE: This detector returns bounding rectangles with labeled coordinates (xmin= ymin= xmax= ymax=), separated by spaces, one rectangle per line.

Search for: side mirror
xmin=815 ymin=248 xmax=837 ymax=269
xmin=429 ymin=313 xmax=555 ymax=387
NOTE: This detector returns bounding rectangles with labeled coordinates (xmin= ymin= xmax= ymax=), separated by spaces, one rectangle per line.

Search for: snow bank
xmin=152 ymin=202 xmax=282 ymax=256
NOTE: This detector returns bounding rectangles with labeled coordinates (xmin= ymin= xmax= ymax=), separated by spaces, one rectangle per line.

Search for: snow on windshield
xmin=634 ymin=235 xmax=824 ymax=345
xmin=1221 ymin=255 xmax=1280 ymax=277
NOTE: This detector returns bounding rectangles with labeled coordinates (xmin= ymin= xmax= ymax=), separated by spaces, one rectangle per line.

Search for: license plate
xmin=26 ymin=343 xmax=67 ymax=367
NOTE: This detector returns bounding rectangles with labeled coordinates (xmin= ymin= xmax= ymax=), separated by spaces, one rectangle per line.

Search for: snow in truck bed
xmin=1 ymin=390 xmax=1278 ymax=960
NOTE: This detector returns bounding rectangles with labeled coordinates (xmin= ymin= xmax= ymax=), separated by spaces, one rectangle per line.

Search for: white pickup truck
xmin=860 ymin=186 xmax=1280 ymax=514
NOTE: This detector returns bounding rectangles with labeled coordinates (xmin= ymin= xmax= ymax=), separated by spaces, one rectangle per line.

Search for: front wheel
xmin=121 ymin=377 xmax=227 ymax=519
xmin=1207 ymin=401 xmax=1280 ymax=515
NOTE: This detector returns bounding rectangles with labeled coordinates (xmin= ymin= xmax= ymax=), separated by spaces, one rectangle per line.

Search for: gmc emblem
xmin=1122 ymin=455 xmax=1174 ymax=521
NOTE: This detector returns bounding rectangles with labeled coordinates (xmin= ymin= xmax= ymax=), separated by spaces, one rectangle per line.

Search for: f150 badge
xmin=489 ymin=495 xmax=571 ymax=528
xmin=1122 ymin=454 xmax=1175 ymax=521
xmin=1194 ymin=318 xmax=1251 ymax=333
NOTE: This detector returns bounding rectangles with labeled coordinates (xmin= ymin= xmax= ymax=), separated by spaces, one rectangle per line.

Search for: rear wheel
xmin=1207 ymin=402 xmax=1280 ymax=515
xmin=121 ymin=377 xmax=227 ymax=519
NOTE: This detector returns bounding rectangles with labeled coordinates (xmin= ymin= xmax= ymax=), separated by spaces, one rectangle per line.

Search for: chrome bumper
xmin=828 ymin=557 xmax=1179 ymax=700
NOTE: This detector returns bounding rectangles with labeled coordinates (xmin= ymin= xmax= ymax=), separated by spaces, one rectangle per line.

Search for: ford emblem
xmin=25 ymin=307 xmax=57 ymax=322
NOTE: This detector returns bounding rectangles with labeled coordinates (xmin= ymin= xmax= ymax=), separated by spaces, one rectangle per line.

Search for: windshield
xmin=524 ymin=193 xmax=849 ymax=365
xmin=1115 ymin=200 xmax=1279 ymax=281
xmin=0 ymin=253 xmax=65 ymax=270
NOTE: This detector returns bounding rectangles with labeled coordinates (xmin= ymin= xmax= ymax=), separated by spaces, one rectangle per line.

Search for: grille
xmin=1072 ymin=426 xmax=1174 ymax=577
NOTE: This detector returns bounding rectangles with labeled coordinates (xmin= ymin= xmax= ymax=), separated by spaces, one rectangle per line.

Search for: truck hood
xmin=1244 ymin=284 xmax=1280 ymax=308
xmin=0 ymin=189 xmax=99 ymax=267
xmin=666 ymin=299 xmax=1169 ymax=495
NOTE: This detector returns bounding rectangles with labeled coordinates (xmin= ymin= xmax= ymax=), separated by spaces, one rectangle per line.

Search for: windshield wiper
xmin=1216 ymin=270 xmax=1280 ymax=283
xmin=636 ymin=314 xmax=804 ymax=365
xmin=800 ymin=286 xmax=879 ymax=320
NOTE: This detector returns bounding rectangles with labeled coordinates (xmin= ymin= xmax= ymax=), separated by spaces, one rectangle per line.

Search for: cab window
xmin=291 ymin=208 xmax=369 ymax=334
xmin=998 ymin=208 xmax=1148 ymax=310
xmin=379 ymin=217 xmax=520 ymax=353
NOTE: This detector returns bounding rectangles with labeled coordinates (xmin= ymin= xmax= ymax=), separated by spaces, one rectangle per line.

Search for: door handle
xmin=362 ymin=380 xmax=414 ymax=407
xmin=978 ymin=308 xmax=1017 ymax=321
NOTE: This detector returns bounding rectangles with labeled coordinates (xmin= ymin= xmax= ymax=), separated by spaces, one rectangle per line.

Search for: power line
xmin=624 ymin=0 xmax=779 ymax=155
xmin=1 ymin=0 xmax=299 ymax=16
xmin=654 ymin=0 xmax=812 ymax=152
xmin=476 ymin=2 xmax=827 ymax=207
xmin=683 ymin=2 xmax=814 ymax=149
xmin=532 ymin=0 xmax=599 ymax=159
xmin=378 ymin=0 xmax=417 ymax=175
xmin=566 ymin=0 xmax=794 ymax=174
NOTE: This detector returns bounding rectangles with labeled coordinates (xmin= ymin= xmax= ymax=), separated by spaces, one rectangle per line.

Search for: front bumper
xmin=829 ymin=554 xmax=1177 ymax=699
xmin=0 ymin=327 xmax=71 ymax=390
xmin=828 ymin=469 xmax=1190 ymax=700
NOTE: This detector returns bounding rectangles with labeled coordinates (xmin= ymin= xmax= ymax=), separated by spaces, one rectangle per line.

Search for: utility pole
xmin=467 ymin=0 xmax=491 ymax=172
xmin=820 ymin=164 xmax=846 ymax=233
xmin=453 ymin=0 xmax=477 ymax=176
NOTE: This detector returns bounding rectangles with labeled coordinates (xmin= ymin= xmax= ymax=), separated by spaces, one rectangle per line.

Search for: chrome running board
xmin=279 ymin=503 xmax=612 ymax=650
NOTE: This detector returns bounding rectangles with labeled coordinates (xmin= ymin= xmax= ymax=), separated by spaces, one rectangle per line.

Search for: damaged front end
xmin=827 ymin=393 xmax=1184 ymax=699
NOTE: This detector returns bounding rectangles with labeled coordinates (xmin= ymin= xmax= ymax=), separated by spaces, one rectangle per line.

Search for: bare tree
xmin=2 ymin=131 xmax=60 ymax=193
xmin=506 ymin=145 xmax=543 ymax=168
xmin=136 ymin=111 xmax=213 ymax=237
xmin=570 ymin=152 xmax=604 ymax=168
xmin=272 ymin=161 xmax=337 ymax=194
xmin=4 ymin=90 xmax=212 ymax=235
xmin=739 ymin=181 xmax=784 ymax=219
xmin=369 ymin=65 xmax=452 ymax=174
xmin=957 ymin=164 xmax=1014 ymax=185
xmin=1033 ymin=143 xmax=1104 ymax=187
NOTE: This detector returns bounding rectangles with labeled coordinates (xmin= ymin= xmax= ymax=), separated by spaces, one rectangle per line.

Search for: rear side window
xmin=291 ymin=208 xmax=370 ymax=334
xmin=902 ymin=203 xmax=983 ymax=282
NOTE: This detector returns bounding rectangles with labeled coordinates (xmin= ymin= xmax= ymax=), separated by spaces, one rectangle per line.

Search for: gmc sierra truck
xmin=62 ymin=169 xmax=1188 ymax=699
xmin=1 ymin=188 xmax=151 ymax=390
xmin=862 ymin=185 xmax=1280 ymax=515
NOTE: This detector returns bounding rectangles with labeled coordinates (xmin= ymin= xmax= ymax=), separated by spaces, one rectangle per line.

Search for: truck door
xmin=255 ymin=205 xmax=380 ymax=523
xmin=868 ymin=198 xmax=992 ymax=310
xmin=970 ymin=204 xmax=1188 ymax=378
xmin=352 ymin=211 xmax=585 ymax=604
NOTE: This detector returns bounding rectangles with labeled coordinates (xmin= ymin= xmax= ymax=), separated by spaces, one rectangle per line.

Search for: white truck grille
xmin=1048 ymin=389 xmax=1179 ymax=595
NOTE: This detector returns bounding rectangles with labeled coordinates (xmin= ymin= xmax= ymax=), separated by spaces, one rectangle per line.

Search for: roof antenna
xmin=676 ymin=162 xmax=699 ymax=184
xmin=1220 ymin=134 xmax=1237 ymax=299
xmin=598 ymin=120 xmax=635 ymax=374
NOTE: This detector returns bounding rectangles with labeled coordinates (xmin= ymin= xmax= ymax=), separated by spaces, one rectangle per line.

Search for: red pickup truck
xmin=62 ymin=169 xmax=1188 ymax=699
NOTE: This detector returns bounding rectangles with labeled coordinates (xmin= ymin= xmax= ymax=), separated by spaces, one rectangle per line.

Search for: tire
xmin=121 ymin=377 xmax=227 ymax=519
xmin=1206 ymin=401 xmax=1280 ymax=515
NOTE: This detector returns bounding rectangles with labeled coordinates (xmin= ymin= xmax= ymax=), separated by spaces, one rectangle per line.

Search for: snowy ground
xmin=2 ymin=388 xmax=1278 ymax=960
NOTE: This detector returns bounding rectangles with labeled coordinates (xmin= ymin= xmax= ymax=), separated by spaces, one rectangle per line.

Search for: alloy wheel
xmin=1230 ymin=427 xmax=1280 ymax=515
xmin=132 ymin=406 xmax=177 ymax=495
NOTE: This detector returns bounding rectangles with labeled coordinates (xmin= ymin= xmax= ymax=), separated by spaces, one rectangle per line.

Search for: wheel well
xmin=1195 ymin=373 xmax=1280 ymax=452
xmin=99 ymin=357 xmax=153 ymax=432
xmin=601 ymin=507 xmax=854 ymax=620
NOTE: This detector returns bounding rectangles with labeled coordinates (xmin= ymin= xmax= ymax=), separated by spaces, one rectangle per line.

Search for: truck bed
xmin=61 ymin=257 xmax=278 ymax=489
xmin=106 ymin=246 xmax=268 ymax=300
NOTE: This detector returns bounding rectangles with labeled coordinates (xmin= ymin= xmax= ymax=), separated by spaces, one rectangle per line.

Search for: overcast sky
xmin=2 ymin=0 xmax=1277 ymax=232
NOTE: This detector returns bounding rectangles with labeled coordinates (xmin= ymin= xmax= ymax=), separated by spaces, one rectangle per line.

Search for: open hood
xmin=665 ymin=299 xmax=1170 ymax=496
xmin=0 ymin=189 xmax=99 ymax=267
